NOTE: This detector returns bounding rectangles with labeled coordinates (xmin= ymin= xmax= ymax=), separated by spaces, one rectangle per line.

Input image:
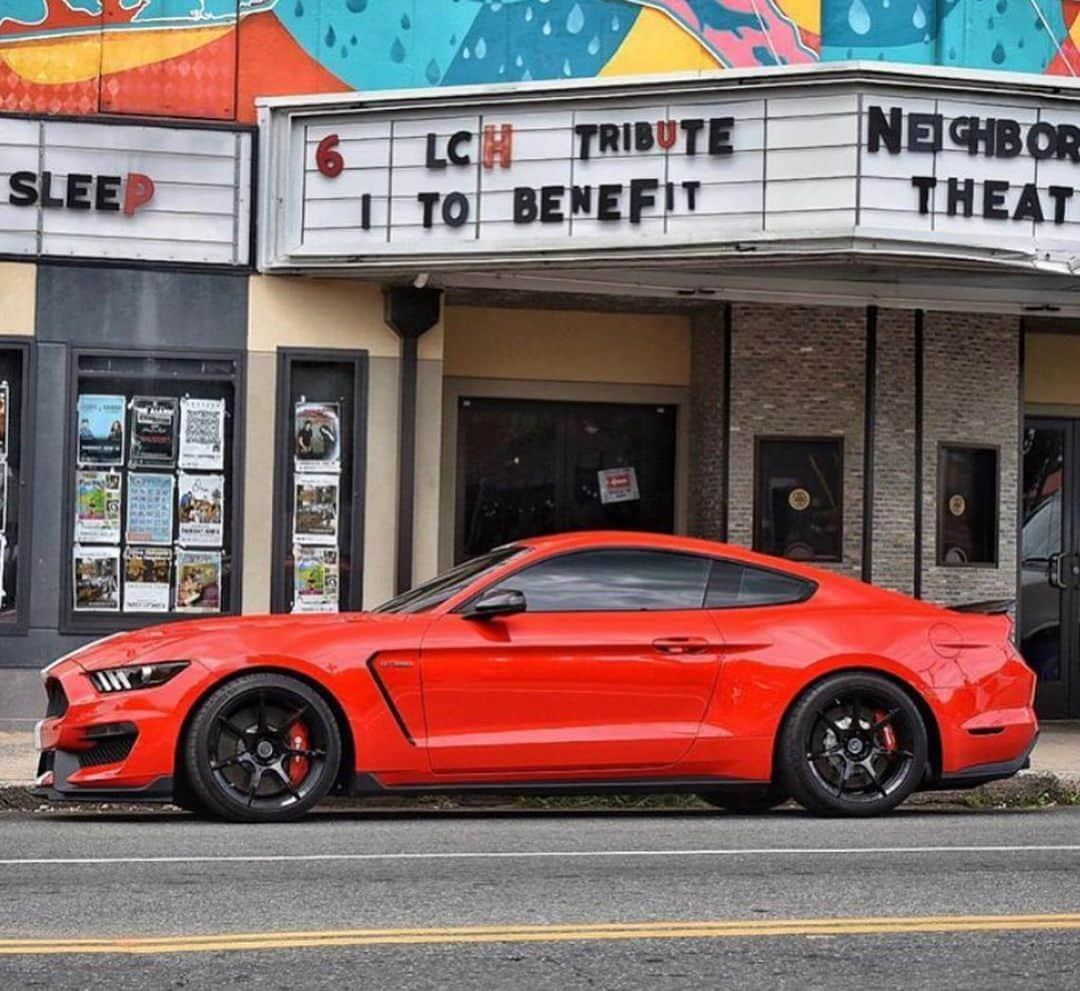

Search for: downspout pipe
xmin=384 ymin=286 xmax=443 ymax=595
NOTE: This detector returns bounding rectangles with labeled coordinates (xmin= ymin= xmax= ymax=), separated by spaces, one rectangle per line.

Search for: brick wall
xmin=726 ymin=303 xmax=867 ymax=578
xmin=688 ymin=308 xmax=727 ymax=540
xmin=872 ymin=309 xmax=918 ymax=595
xmin=920 ymin=311 xmax=1020 ymax=605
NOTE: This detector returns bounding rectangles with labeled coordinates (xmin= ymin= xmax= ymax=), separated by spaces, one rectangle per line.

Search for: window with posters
xmin=271 ymin=350 xmax=368 ymax=614
xmin=0 ymin=341 xmax=30 ymax=634
xmin=63 ymin=350 xmax=243 ymax=633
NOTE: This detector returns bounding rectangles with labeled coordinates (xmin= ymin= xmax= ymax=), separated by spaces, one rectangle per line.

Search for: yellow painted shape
xmin=1070 ymin=12 xmax=1080 ymax=49
xmin=0 ymin=263 xmax=36 ymax=336
xmin=0 ymin=36 xmax=102 ymax=85
xmin=600 ymin=7 xmax=718 ymax=77
xmin=0 ymin=26 xmax=231 ymax=85
xmin=101 ymin=25 xmax=233 ymax=76
xmin=4 ymin=913 xmax=1080 ymax=955
xmin=776 ymin=0 xmax=821 ymax=36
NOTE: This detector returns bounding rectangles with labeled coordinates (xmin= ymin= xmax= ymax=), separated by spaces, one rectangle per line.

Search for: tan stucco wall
xmin=444 ymin=306 xmax=690 ymax=386
xmin=0 ymin=263 xmax=36 ymax=336
xmin=1026 ymin=332 xmax=1080 ymax=406
xmin=245 ymin=275 xmax=445 ymax=610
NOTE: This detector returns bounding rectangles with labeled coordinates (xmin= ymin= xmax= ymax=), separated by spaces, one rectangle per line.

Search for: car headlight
xmin=88 ymin=662 xmax=189 ymax=693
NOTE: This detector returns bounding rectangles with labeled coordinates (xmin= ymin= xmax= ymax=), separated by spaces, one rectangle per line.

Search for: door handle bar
xmin=651 ymin=637 xmax=712 ymax=655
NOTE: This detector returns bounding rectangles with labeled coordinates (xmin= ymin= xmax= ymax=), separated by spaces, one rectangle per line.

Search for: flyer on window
xmin=178 ymin=397 xmax=225 ymax=470
xmin=293 ymin=545 xmax=340 ymax=613
xmin=75 ymin=470 xmax=122 ymax=544
xmin=126 ymin=472 xmax=174 ymax=545
xmin=294 ymin=401 xmax=341 ymax=472
xmin=76 ymin=394 xmax=126 ymax=466
xmin=293 ymin=474 xmax=339 ymax=545
xmin=0 ymin=381 xmax=8 ymax=463
xmin=129 ymin=397 xmax=178 ymax=468
xmin=0 ymin=463 xmax=6 ymax=534
xmin=177 ymin=472 xmax=224 ymax=547
xmin=0 ymin=534 xmax=6 ymax=610
xmin=73 ymin=545 xmax=120 ymax=612
xmin=175 ymin=549 xmax=222 ymax=613
xmin=123 ymin=546 xmax=172 ymax=613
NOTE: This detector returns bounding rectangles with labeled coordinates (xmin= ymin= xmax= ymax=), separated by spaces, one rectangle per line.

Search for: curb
xmin=2 ymin=771 xmax=1078 ymax=816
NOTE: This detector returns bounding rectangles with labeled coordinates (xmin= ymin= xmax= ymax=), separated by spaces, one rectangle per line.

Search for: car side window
xmin=489 ymin=549 xmax=712 ymax=612
xmin=705 ymin=559 xmax=814 ymax=608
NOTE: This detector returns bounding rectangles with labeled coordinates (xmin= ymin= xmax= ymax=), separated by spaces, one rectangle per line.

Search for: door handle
xmin=652 ymin=637 xmax=712 ymax=655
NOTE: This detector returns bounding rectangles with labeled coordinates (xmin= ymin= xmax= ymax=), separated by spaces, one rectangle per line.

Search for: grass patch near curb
xmin=958 ymin=774 xmax=1080 ymax=810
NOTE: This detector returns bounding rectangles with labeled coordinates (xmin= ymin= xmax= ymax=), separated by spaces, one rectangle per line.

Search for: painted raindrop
xmin=325 ymin=25 xmax=336 ymax=47
xmin=996 ymin=0 xmax=1006 ymax=10
xmin=426 ymin=59 xmax=441 ymax=84
xmin=563 ymin=57 xmax=572 ymax=75
xmin=294 ymin=0 xmax=303 ymax=16
xmin=522 ymin=69 xmax=533 ymax=81
xmin=587 ymin=33 xmax=600 ymax=55
xmin=848 ymin=0 xmax=871 ymax=35
xmin=525 ymin=6 xmax=534 ymax=22
xmin=463 ymin=46 xmax=471 ymax=60
xmin=345 ymin=0 xmax=366 ymax=12
xmin=390 ymin=36 xmax=406 ymax=62
xmin=515 ymin=54 xmax=524 ymax=67
xmin=566 ymin=3 xmax=585 ymax=35
xmin=992 ymin=41 xmax=1006 ymax=63
xmin=340 ymin=46 xmax=347 ymax=57
xmin=611 ymin=13 xmax=620 ymax=31
xmin=542 ymin=19 xmax=552 ymax=35
xmin=912 ymin=2 xmax=926 ymax=29
xmin=401 ymin=13 xmax=410 ymax=30
xmin=475 ymin=37 xmax=488 ymax=59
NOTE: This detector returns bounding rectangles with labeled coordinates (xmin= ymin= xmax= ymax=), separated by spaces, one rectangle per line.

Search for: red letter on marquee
xmin=656 ymin=120 xmax=677 ymax=150
xmin=483 ymin=124 xmax=514 ymax=168
xmin=123 ymin=173 xmax=155 ymax=215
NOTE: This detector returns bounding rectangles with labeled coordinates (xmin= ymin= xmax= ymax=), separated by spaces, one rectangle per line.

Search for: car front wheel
xmin=778 ymin=672 xmax=928 ymax=817
xmin=183 ymin=672 xmax=342 ymax=823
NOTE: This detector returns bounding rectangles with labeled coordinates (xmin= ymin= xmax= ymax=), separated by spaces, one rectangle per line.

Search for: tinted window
xmin=705 ymin=560 xmax=813 ymax=608
xmin=374 ymin=546 xmax=524 ymax=614
xmin=490 ymin=549 xmax=711 ymax=612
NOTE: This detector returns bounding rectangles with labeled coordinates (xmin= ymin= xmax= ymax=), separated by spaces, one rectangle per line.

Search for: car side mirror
xmin=463 ymin=588 xmax=526 ymax=621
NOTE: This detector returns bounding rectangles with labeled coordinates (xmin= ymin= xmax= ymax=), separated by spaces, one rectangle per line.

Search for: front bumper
xmin=35 ymin=657 xmax=206 ymax=801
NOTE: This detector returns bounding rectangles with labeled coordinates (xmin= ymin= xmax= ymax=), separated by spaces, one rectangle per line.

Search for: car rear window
xmin=705 ymin=560 xmax=815 ymax=609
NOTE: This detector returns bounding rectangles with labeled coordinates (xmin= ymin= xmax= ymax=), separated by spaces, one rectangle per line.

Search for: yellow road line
xmin=3 ymin=914 xmax=1080 ymax=956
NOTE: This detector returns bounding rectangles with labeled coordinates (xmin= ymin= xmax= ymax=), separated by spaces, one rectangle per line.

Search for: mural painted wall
xmin=0 ymin=0 xmax=1075 ymax=122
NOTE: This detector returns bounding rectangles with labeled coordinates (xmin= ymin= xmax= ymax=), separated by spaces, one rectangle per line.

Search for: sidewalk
xmin=2 ymin=724 xmax=1079 ymax=789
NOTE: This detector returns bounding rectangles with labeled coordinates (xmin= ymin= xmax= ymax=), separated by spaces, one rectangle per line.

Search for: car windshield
xmin=372 ymin=546 xmax=526 ymax=614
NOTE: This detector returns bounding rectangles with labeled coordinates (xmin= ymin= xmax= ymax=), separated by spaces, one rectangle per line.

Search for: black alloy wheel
xmin=183 ymin=672 xmax=342 ymax=822
xmin=778 ymin=672 xmax=928 ymax=817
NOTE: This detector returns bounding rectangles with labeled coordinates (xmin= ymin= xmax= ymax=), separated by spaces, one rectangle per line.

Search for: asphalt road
xmin=2 ymin=804 xmax=1080 ymax=989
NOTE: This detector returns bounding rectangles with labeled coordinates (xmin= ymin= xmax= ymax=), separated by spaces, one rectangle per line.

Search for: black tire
xmin=698 ymin=786 xmax=789 ymax=814
xmin=183 ymin=672 xmax=342 ymax=823
xmin=777 ymin=672 xmax=928 ymax=817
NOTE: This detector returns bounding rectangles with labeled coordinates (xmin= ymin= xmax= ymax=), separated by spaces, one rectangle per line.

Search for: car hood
xmin=59 ymin=612 xmax=415 ymax=673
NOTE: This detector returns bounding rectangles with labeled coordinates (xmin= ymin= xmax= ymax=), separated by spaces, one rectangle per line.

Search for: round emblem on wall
xmin=948 ymin=494 xmax=966 ymax=517
xmin=788 ymin=487 xmax=811 ymax=512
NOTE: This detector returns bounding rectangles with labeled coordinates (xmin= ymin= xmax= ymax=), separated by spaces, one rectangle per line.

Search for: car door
xmin=419 ymin=548 xmax=723 ymax=774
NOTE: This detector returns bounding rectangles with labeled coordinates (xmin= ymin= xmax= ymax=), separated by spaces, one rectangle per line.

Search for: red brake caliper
xmin=286 ymin=720 xmax=311 ymax=786
xmin=874 ymin=709 xmax=898 ymax=752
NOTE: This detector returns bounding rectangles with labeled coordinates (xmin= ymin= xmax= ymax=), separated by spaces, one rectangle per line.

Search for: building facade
xmin=3 ymin=3 xmax=1080 ymax=724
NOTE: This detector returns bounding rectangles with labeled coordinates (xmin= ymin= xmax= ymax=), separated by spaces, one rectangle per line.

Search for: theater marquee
xmin=258 ymin=65 xmax=1080 ymax=272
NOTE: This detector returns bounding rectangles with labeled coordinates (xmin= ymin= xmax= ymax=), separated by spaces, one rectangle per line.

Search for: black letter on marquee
xmin=65 ymin=173 xmax=92 ymax=210
xmin=629 ymin=178 xmax=658 ymax=223
xmin=599 ymin=124 xmax=620 ymax=153
xmin=95 ymin=176 xmax=121 ymax=212
xmin=425 ymin=133 xmax=447 ymax=170
xmin=1048 ymin=185 xmax=1073 ymax=224
xmin=447 ymin=131 xmax=472 ymax=166
xmin=680 ymin=118 xmax=705 ymax=156
xmin=597 ymin=183 xmax=622 ymax=221
xmin=996 ymin=118 xmax=1022 ymax=158
xmin=982 ymin=179 xmax=1010 ymax=219
xmin=946 ymin=178 xmax=974 ymax=217
xmin=40 ymin=171 xmax=63 ymax=208
xmin=682 ymin=180 xmax=701 ymax=211
xmin=513 ymin=186 xmax=538 ymax=223
xmin=635 ymin=122 xmax=654 ymax=152
xmin=1012 ymin=182 xmax=1044 ymax=223
xmin=708 ymin=117 xmax=734 ymax=156
xmin=907 ymin=112 xmax=942 ymax=153
xmin=417 ymin=191 xmax=440 ymax=228
xmin=574 ymin=124 xmax=598 ymax=160
xmin=867 ymin=106 xmax=902 ymax=154
xmin=570 ymin=185 xmax=592 ymax=215
xmin=911 ymin=175 xmax=937 ymax=214
xmin=442 ymin=192 xmax=470 ymax=227
xmin=8 ymin=171 xmax=37 ymax=207
xmin=540 ymin=185 xmax=565 ymax=223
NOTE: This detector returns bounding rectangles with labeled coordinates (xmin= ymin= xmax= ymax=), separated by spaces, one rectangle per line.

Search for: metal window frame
xmin=753 ymin=434 xmax=846 ymax=564
xmin=60 ymin=346 xmax=246 ymax=635
xmin=270 ymin=347 xmax=369 ymax=614
xmin=0 ymin=336 xmax=35 ymax=636
xmin=935 ymin=441 xmax=1001 ymax=569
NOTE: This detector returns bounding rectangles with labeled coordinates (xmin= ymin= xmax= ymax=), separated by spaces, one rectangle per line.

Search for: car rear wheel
xmin=697 ymin=786 xmax=789 ymax=814
xmin=778 ymin=672 xmax=928 ymax=817
xmin=183 ymin=672 xmax=342 ymax=823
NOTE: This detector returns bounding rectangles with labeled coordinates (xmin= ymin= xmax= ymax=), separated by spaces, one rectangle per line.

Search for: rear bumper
xmin=930 ymin=731 xmax=1039 ymax=790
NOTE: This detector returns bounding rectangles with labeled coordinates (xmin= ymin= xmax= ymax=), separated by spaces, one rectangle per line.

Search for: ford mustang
xmin=35 ymin=531 xmax=1038 ymax=821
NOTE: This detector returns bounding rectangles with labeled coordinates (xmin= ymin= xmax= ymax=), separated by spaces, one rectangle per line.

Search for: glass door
xmin=457 ymin=397 xmax=677 ymax=562
xmin=1021 ymin=419 xmax=1076 ymax=718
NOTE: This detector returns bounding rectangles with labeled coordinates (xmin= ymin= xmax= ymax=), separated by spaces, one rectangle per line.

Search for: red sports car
xmin=35 ymin=531 xmax=1038 ymax=821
